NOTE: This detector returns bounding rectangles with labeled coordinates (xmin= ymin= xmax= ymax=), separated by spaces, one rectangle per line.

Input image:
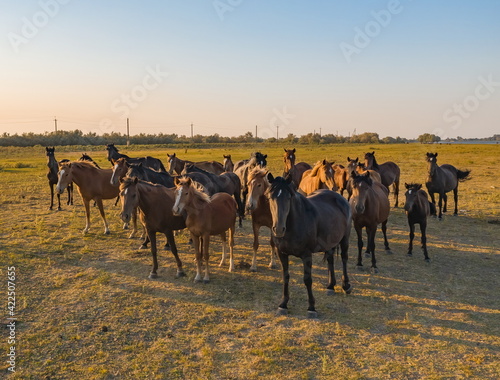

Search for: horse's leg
xmin=302 ymin=253 xmax=317 ymax=318
xmin=228 ymin=225 xmax=235 ymax=272
xmin=442 ymin=193 xmax=448 ymax=213
xmin=49 ymin=183 xmax=54 ymax=210
xmin=165 ymin=229 xmax=185 ymax=277
xmin=420 ymin=221 xmax=430 ymax=262
xmin=355 ymin=224 xmax=364 ymax=270
xmin=56 ymin=190 xmax=62 ymax=211
xmin=251 ymin=223 xmax=260 ymax=272
xmin=82 ymin=198 xmax=91 ymax=234
xmin=339 ymin=235 xmax=352 ymax=294
xmin=192 ymin=234 xmax=203 ymax=283
xmin=114 ymin=196 xmax=120 ymax=207
xmin=429 ymin=191 xmax=436 ymax=218
xmin=95 ymin=198 xmax=110 ymax=234
xmin=277 ymin=251 xmax=290 ymax=315
xmin=269 ymin=237 xmax=278 ymax=269
xmin=453 ymin=186 xmax=459 ymax=215
xmin=367 ymin=226 xmax=378 ymax=273
xmin=407 ymin=220 xmax=415 ymax=256
xmin=218 ymin=232 xmax=227 ymax=268
xmin=437 ymin=192 xmax=443 ymax=220
xmin=325 ymin=249 xmax=336 ymax=295
xmin=140 ymin=234 xmax=149 ymax=250
xmin=234 ymin=191 xmax=244 ymax=227
xmin=147 ymin=229 xmax=159 ymax=279
xmin=202 ymin=234 xmax=211 ymax=283
xmin=381 ymin=219 xmax=391 ymax=253
xmin=66 ymin=183 xmax=72 ymax=205
xmin=128 ymin=206 xmax=138 ymax=239
xmin=393 ymin=179 xmax=399 ymax=208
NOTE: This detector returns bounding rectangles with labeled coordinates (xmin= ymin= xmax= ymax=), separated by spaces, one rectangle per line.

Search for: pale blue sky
xmin=1 ymin=0 xmax=499 ymax=139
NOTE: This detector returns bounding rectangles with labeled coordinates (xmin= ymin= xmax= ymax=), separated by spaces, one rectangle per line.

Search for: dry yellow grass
xmin=0 ymin=143 xmax=499 ymax=379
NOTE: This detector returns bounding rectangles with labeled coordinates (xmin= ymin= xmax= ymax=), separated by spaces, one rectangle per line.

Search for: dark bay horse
xmin=46 ymin=147 xmax=72 ymax=210
xmin=299 ymin=160 xmax=336 ymax=195
xmin=106 ymin=143 xmax=166 ymax=171
xmin=364 ymin=151 xmax=400 ymax=207
xmin=245 ymin=168 xmax=278 ymax=271
xmin=79 ymin=153 xmax=101 ymax=168
xmin=111 ymin=158 xmax=175 ymax=188
xmin=167 ymin=153 xmax=224 ymax=175
xmin=223 ymin=155 xmax=234 ymax=172
xmin=182 ymin=163 xmax=243 ymax=227
xmin=425 ymin=152 xmax=471 ymax=219
xmin=266 ymin=174 xmax=352 ymax=318
xmin=349 ymin=171 xmax=391 ymax=273
xmin=119 ymin=177 xmax=186 ymax=279
xmin=56 ymin=161 xmax=120 ymax=234
xmin=234 ymin=152 xmax=267 ymax=209
xmin=282 ymin=148 xmax=312 ymax=186
xmin=173 ymin=177 xmax=237 ymax=283
xmin=404 ymin=183 xmax=435 ymax=262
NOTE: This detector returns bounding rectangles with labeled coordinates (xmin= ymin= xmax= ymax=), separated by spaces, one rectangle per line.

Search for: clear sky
xmin=1 ymin=0 xmax=499 ymax=139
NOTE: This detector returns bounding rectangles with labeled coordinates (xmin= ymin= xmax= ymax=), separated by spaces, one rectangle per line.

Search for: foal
xmin=46 ymin=147 xmax=72 ymax=210
xmin=404 ymin=183 xmax=434 ymax=262
xmin=173 ymin=177 xmax=237 ymax=283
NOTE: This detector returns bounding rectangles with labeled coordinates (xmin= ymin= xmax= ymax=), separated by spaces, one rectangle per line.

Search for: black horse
xmin=46 ymin=147 xmax=72 ymax=210
xmin=425 ymin=153 xmax=470 ymax=219
xmin=106 ymin=143 xmax=166 ymax=172
xmin=79 ymin=153 xmax=101 ymax=168
xmin=266 ymin=174 xmax=352 ymax=318
xmin=404 ymin=183 xmax=435 ymax=262
xmin=127 ymin=162 xmax=175 ymax=188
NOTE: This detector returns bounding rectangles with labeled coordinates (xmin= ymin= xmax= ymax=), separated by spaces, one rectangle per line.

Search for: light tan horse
xmin=56 ymin=161 xmax=120 ymax=234
xmin=172 ymin=177 xmax=237 ymax=283
xmin=299 ymin=159 xmax=337 ymax=195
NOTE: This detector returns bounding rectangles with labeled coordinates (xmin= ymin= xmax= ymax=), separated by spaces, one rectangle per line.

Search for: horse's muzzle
xmin=272 ymin=225 xmax=286 ymax=238
xmin=55 ymin=185 xmax=64 ymax=194
xmin=120 ymin=212 xmax=130 ymax=223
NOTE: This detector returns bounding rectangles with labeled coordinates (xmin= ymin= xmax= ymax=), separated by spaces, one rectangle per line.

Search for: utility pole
xmin=191 ymin=123 xmax=193 ymax=140
xmin=276 ymin=125 xmax=279 ymax=140
xmin=54 ymin=117 xmax=57 ymax=132
xmin=255 ymin=125 xmax=258 ymax=141
xmin=319 ymin=128 xmax=322 ymax=138
xmin=126 ymin=118 xmax=130 ymax=146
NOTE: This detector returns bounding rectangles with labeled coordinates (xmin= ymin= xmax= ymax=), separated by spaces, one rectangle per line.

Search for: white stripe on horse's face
xmin=60 ymin=169 xmax=65 ymax=177
xmin=124 ymin=188 xmax=128 ymax=195
xmin=409 ymin=190 xmax=412 ymax=194
xmin=114 ymin=164 xmax=118 ymax=170
xmin=277 ymin=189 xmax=282 ymax=197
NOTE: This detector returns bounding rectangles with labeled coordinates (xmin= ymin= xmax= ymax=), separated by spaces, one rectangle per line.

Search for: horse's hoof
xmin=326 ymin=288 xmax=335 ymax=296
xmin=194 ymin=278 xmax=202 ymax=283
xmin=424 ymin=258 xmax=431 ymax=263
xmin=250 ymin=268 xmax=257 ymax=273
xmin=356 ymin=265 xmax=364 ymax=272
xmin=370 ymin=267 xmax=379 ymax=274
xmin=364 ymin=252 xmax=371 ymax=258
xmin=343 ymin=284 xmax=353 ymax=294
xmin=453 ymin=213 xmax=458 ymax=217
xmin=407 ymin=252 xmax=413 ymax=257
xmin=385 ymin=249 xmax=393 ymax=255
xmin=57 ymin=207 xmax=62 ymax=211
xmin=176 ymin=271 xmax=186 ymax=278
xmin=139 ymin=245 xmax=147 ymax=250
xmin=276 ymin=307 xmax=288 ymax=316
xmin=104 ymin=230 xmax=110 ymax=235
xmin=203 ymin=279 xmax=210 ymax=284
xmin=438 ymin=218 xmax=443 ymax=221
xmin=164 ymin=244 xmax=171 ymax=250
xmin=307 ymin=310 xmax=318 ymax=319
xmin=149 ymin=272 xmax=158 ymax=279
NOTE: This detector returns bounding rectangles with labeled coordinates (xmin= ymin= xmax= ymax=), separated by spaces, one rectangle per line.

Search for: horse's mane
xmin=310 ymin=160 xmax=329 ymax=177
xmin=269 ymin=176 xmax=294 ymax=197
xmin=248 ymin=167 xmax=268 ymax=182
xmin=406 ymin=182 xmax=422 ymax=190
xmin=352 ymin=172 xmax=373 ymax=187
xmin=366 ymin=152 xmax=379 ymax=169
xmin=120 ymin=177 xmax=164 ymax=191
xmin=61 ymin=161 xmax=99 ymax=170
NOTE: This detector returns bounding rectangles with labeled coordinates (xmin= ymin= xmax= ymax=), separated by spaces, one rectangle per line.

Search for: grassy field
xmin=1 ymin=143 xmax=499 ymax=379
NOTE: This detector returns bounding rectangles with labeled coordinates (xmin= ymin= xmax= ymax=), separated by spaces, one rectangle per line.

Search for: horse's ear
xmin=292 ymin=148 xmax=296 ymax=153
xmin=405 ymin=183 xmax=409 ymax=189
xmin=355 ymin=157 xmax=358 ymax=163
xmin=266 ymin=172 xmax=275 ymax=183
xmin=322 ymin=159 xmax=327 ymax=165
xmin=185 ymin=176 xmax=192 ymax=186
xmin=167 ymin=153 xmax=170 ymax=157
xmin=138 ymin=162 xmax=142 ymax=167
xmin=417 ymin=184 xmax=422 ymax=190
xmin=174 ymin=177 xmax=180 ymax=186
xmin=347 ymin=156 xmax=350 ymax=162
xmin=435 ymin=153 xmax=438 ymax=157
xmin=371 ymin=151 xmax=375 ymax=155
xmin=264 ymin=154 xmax=267 ymax=158
xmin=284 ymin=148 xmax=287 ymax=153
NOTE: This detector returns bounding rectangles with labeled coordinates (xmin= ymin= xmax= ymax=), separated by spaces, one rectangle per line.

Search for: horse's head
xmin=119 ymin=176 xmax=140 ymax=223
xmin=254 ymin=152 xmax=267 ymax=168
xmin=56 ymin=162 xmax=73 ymax=194
xmin=181 ymin=163 xmax=195 ymax=175
xmin=223 ymin=155 xmax=233 ymax=172
xmin=111 ymin=158 xmax=129 ymax=186
xmin=246 ymin=167 xmax=269 ymax=212
xmin=346 ymin=157 xmax=359 ymax=173
xmin=356 ymin=162 xmax=367 ymax=174
xmin=349 ymin=171 xmax=373 ymax=214
xmin=266 ymin=173 xmax=294 ymax=238
xmin=283 ymin=148 xmax=296 ymax=172
xmin=426 ymin=152 xmax=438 ymax=175
xmin=317 ymin=159 xmax=336 ymax=190
xmin=364 ymin=151 xmax=377 ymax=169
xmin=45 ymin=147 xmax=55 ymax=157
xmin=167 ymin=153 xmax=178 ymax=175
xmin=172 ymin=176 xmax=192 ymax=215
xmin=404 ymin=183 xmax=422 ymax=213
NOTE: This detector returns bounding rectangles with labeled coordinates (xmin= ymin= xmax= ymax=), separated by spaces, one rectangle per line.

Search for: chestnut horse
xmin=119 ymin=177 xmax=186 ymax=278
xmin=106 ymin=143 xmax=166 ymax=171
xmin=266 ymin=174 xmax=352 ymax=318
xmin=173 ymin=177 xmax=237 ymax=283
xmin=56 ymin=161 xmax=120 ymax=234
xmin=223 ymin=155 xmax=234 ymax=172
xmin=46 ymin=147 xmax=73 ymax=210
xmin=282 ymin=148 xmax=312 ymax=186
xmin=245 ymin=168 xmax=278 ymax=271
xmin=364 ymin=151 xmax=400 ymax=207
xmin=404 ymin=183 xmax=435 ymax=262
xmin=299 ymin=160 xmax=336 ymax=195
xmin=349 ymin=171 xmax=391 ymax=273
xmin=425 ymin=152 xmax=470 ymax=219
xmin=167 ymin=153 xmax=224 ymax=175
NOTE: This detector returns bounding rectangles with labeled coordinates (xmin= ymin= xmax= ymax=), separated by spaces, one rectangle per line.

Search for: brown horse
xmin=46 ymin=147 xmax=72 ymax=210
xmin=234 ymin=152 xmax=268 ymax=209
xmin=350 ymin=171 xmax=391 ymax=273
xmin=106 ymin=143 xmax=166 ymax=171
xmin=425 ymin=152 xmax=470 ymax=219
xmin=299 ymin=160 xmax=336 ymax=195
xmin=56 ymin=161 xmax=120 ymax=234
xmin=332 ymin=164 xmax=348 ymax=196
xmin=345 ymin=158 xmax=382 ymax=199
xmin=167 ymin=153 xmax=224 ymax=175
xmin=282 ymin=148 xmax=312 ymax=186
xmin=404 ymin=183 xmax=434 ymax=262
xmin=119 ymin=177 xmax=186 ymax=278
xmin=364 ymin=151 xmax=400 ymax=207
xmin=266 ymin=174 xmax=352 ymax=318
xmin=223 ymin=155 xmax=234 ymax=172
xmin=172 ymin=177 xmax=237 ymax=283
xmin=245 ymin=168 xmax=278 ymax=271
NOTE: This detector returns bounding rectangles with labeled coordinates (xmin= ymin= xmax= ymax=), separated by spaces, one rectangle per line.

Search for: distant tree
xmin=417 ymin=133 xmax=441 ymax=143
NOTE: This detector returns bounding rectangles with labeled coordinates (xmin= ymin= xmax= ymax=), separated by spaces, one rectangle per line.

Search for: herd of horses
xmin=47 ymin=144 xmax=470 ymax=317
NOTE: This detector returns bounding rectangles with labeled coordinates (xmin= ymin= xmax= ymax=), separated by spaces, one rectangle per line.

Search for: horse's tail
xmin=457 ymin=169 xmax=471 ymax=182
xmin=429 ymin=201 xmax=437 ymax=216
